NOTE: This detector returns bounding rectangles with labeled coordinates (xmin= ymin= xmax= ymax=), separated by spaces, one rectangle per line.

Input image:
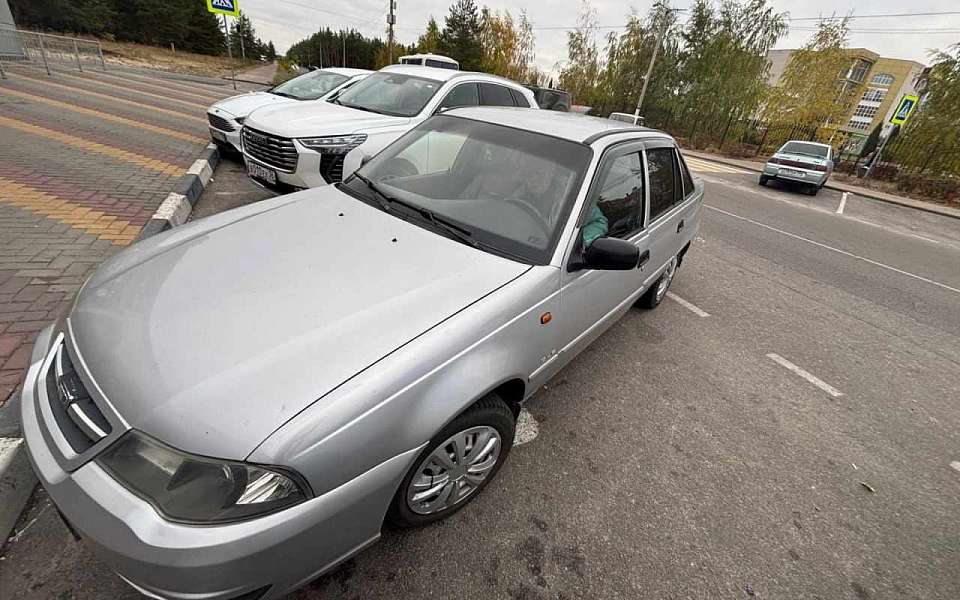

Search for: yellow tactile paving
xmin=49 ymin=69 xmax=211 ymax=109
xmin=0 ymin=176 xmax=137 ymax=245
xmin=0 ymin=115 xmax=184 ymax=175
xmin=0 ymin=87 xmax=203 ymax=143
xmin=684 ymin=156 xmax=751 ymax=174
xmin=9 ymin=73 xmax=206 ymax=123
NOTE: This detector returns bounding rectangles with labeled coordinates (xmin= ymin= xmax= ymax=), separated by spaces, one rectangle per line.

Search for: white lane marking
xmin=666 ymin=292 xmax=711 ymax=317
xmin=513 ymin=408 xmax=539 ymax=446
xmin=951 ymin=461 xmax=960 ymax=473
xmin=685 ymin=157 xmax=751 ymax=175
xmin=766 ymin=353 xmax=844 ymax=398
xmin=0 ymin=437 xmax=23 ymax=470
xmin=705 ymin=205 xmax=960 ymax=296
xmin=836 ymin=192 xmax=849 ymax=214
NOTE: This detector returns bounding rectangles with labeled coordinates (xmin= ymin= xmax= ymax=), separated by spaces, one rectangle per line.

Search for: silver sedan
xmin=20 ymin=107 xmax=702 ymax=599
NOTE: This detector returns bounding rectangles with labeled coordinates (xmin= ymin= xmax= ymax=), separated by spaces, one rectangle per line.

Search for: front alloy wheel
xmin=388 ymin=394 xmax=514 ymax=527
xmin=637 ymin=255 xmax=677 ymax=309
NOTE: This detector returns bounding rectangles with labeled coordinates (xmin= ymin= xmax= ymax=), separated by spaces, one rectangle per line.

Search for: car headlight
xmin=97 ymin=431 xmax=310 ymax=524
xmin=298 ymin=134 xmax=367 ymax=154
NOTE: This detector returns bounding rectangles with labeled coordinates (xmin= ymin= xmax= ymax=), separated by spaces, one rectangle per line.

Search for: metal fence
xmin=0 ymin=27 xmax=106 ymax=78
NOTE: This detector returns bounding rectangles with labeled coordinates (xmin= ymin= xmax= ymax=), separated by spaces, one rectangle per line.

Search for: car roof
xmin=444 ymin=106 xmax=669 ymax=145
xmin=377 ymin=65 xmax=530 ymax=90
xmin=321 ymin=67 xmax=373 ymax=77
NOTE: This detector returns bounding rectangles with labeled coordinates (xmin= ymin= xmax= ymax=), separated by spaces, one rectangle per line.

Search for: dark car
xmin=525 ymin=86 xmax=571 ymax=112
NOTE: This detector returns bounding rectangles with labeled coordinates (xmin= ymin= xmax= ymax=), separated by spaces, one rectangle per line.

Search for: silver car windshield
xmin=270 ymin=70 xmax=349 ymax=101
xmin=334 ymin=72 xmax=442 ymax=117
xmin=344 ymin=115 xmax=592 ymax=264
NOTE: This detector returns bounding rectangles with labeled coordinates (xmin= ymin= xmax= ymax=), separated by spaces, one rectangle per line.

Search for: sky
xmin=237 ymin=0 xmax=960 ymax=72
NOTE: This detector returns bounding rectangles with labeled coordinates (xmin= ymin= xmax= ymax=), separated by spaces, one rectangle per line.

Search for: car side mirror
xmin=582 ymin=237 xmax=639 ymax=271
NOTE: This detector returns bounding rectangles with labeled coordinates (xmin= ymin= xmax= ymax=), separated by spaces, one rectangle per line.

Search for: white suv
xmin=240 ymin=65 xmax=538 ymax=190
xmin=207 ymin=67 xmax=371 ymax=154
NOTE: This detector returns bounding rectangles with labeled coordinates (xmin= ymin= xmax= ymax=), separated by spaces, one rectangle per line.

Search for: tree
xmin=763 ymin=18 xmax=858 ymax=135
xmin=266 ymin=41 xmax=277 ymax=61
xmin=439 ymin=0 xmax=484 ymax=71
xmin=417 ymin=17 xmax=442 ymax=54
xmin=229 ymin=12 xmax=261 ymax=60
xmin=558 ymin=1 xmax=603 ymax=106
xmin=479 ymin=9 xmax=536 ymax=82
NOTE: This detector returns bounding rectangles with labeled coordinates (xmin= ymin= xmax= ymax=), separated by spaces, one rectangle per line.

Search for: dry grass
xmin=98 ymin=39 xmax=253 ymax=77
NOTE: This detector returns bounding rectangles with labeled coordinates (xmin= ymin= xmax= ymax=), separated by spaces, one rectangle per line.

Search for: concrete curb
xmin=136 ymin=143 xmax=221 ymax=241
xmin=0 ymin=390 xmax=36 ymax=551
xmin=685 ymin=151 xmax=960 ymax=221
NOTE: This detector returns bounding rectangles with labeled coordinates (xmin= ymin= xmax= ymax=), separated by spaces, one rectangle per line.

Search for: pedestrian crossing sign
xmin=207 ymin=0 xmax=239 ymax=17
xmin=890 ymin=95 xmax=918 ymax=125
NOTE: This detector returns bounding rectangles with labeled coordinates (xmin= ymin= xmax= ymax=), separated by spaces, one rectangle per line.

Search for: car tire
xmin=637 ymin=255 xmax=678 ymax=310
xmin=387 ymin=394 xmax=515 ymax=528
xmin=759 ymin=175 xmax=769 ymax=186
xmin=807 ymin=184 xmax=819 ymax=196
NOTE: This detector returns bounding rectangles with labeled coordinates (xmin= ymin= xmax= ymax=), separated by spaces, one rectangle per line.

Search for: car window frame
xmin=676 ymin=150 xmax=696 ymax=198
xmin=566 ymin=140 xmax=649 ymax=268
xmin=437 ymin=82 xmax=480 ymax=112
xmin=644 ymin=140 xmax=684 ymax=224
xmin=478 ymin=82 xmax=518 ymax=107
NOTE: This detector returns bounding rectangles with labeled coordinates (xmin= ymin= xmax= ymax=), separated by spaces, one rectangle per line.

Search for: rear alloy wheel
xmin=388 ymin=395 xmax=515 ymax=527
xmin=759 ymin=175 xmax=769 ymax=186
xmin=807 ymin=184 xmax=819 ymax=196
xmin=638 ymin=255 xmax=677 ymax=309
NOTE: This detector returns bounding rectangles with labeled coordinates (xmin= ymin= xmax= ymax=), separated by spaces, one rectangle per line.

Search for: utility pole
xmin=634 ymin=2 xmax=671 ymax=119
xmin=343 ymin=31 xmax=346 ymax=67
xmin=387 ymin=0 xmax=396 ymax=64
xmin=222 ymin=14 xmax=236 ymax=90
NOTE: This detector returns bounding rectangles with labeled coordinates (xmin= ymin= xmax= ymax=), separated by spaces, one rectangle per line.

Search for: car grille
xmin=242 ymin=127 xmax=299 ymax=173
xmin=207 ymin=113 xmax=236 ymax=132
xmin=45 ymin=341 xmax=112 ymax=453
xmin=319 ymin=153 xmax=346 ymax=184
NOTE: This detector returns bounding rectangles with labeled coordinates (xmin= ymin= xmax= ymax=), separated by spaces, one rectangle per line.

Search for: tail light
xmin=767 ymin=157 xmax=782 ymax=165
xmin=809 ymin=163 xmax=828 ymax=172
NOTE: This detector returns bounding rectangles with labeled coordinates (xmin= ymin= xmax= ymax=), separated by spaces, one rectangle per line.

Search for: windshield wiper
xmin=351 ymin=173 xmax=481 ymax=250
xmin=338 ymin=101 xmax=383 ymax=115
xmin=270 ymin=91 xmax=297 ymax=99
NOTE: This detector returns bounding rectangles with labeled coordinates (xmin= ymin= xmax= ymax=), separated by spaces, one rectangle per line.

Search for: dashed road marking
xmin=950 ymin=461 xmax=960 ymax=473
xmin=705 ymin=205 xmax=960 ymax=296
xmin=666 ymin=292 xmax=710 ymax=317
xmin=837 ymin=192 xmax=849 ymax=214
xmin=11 ymin=73 xmax=206 ymax=123
xmin=0 ymin=177 xmax=138 ymax=245
xmin=0 ymin=437 xmax=23 ymax=468
xmin=684 ymin=156 xmax=751 ymax=175
xmin=766 ymin=353 xmax=844 ymax=398
xmin=75 ymin=69 xmax=227 ymax=103
xmin=513 ymin=408 xmax=539 ymax=446
xmin=0 ymin=115 xmax=184 ymax=175
xmin=0 ymin=87 xmax=203 ymax=142
xmin=33 ymin=69 xmax=211 ymax=109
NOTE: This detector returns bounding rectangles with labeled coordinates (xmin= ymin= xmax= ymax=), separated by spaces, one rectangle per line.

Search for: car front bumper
xmin=209 ymin=127 xmax=242 ymax=153
xmin=762 ymin=164 xmax=829 ymax=186
xmin=20 ymin=324 xmax=417 ymax=600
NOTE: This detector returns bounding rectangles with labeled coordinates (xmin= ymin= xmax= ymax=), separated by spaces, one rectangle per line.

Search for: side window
xmin=479 ymin=83 xmax=516 ymax=107
xmin=439 ymin=83 xmax=479 ymax=110
xmin=581 ymin=152 xmax=644 ymax=245
xmin=510 ymin=89 xmax=531 ymax=108
xmin=388 ymin=129 xmax=469 ymax=176
xmin=646 ymin=148 xmax=678 ymax=221
xmin=678 ymin=151 xmax=695 ymax=197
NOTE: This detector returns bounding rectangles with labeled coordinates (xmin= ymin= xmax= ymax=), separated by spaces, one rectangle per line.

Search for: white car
xmin=241 ymin=65 xmax=538 ymax=190
xmin=207 ymin=67 xmax=371 ymax=153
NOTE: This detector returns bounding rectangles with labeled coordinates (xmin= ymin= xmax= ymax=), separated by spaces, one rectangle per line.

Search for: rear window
xmin=780 ymin=142 xmax=829 ymax=158
xmin=479 ymin=83 xmax=516 ymax=107
xmin=510 ymin=89 xmax=530 ymax=108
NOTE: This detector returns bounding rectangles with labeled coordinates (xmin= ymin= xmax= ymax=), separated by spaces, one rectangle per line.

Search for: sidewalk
xmin=226 ymin=61 xmax=278 ymax=86
xmin=683 ymin=149 xmax=960 ymax=220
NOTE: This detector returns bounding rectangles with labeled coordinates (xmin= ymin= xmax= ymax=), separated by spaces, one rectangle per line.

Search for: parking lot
xmin=1 ymin=95 xmax=959 ymax=600
xmin=0 ymin=63 xmax=262 ymax=403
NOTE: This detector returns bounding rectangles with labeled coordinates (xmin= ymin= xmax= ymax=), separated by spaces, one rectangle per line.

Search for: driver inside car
xmin=581 ymin=203 xmax=609 ymax=246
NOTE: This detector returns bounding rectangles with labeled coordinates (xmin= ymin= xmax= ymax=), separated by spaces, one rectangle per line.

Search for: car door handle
xmin=637 ymin=249 xmax=650 ymax=269
xmin=677 ymin=219 xmax=685 ymax=233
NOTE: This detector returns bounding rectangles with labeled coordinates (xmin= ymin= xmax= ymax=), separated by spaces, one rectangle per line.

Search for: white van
xmin=241 ymin=65 xmax=537 ymax=190
xmin=398 ymin=53 xmax=459 ymax=70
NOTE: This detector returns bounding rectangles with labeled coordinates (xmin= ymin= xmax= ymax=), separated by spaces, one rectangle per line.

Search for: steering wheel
xmin=503 ymin=198 xmax=552 ymax=238
xmin=378 ymin=158 xmax=419 ymax=181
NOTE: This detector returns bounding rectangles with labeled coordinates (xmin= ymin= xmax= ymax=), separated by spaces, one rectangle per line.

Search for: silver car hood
xmin=69 ymin=188 xmax=529 ymax=459
xmin=244 ymin=100 xmax=410 ymax=137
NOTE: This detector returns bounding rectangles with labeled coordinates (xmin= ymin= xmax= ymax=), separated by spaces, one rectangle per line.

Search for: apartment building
xmin=766 ymin=48 xmax=926 ymax=153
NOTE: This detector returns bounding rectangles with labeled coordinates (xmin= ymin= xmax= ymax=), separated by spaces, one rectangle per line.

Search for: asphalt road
xmin=2 ymin=159 xmax=958 ymax=600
